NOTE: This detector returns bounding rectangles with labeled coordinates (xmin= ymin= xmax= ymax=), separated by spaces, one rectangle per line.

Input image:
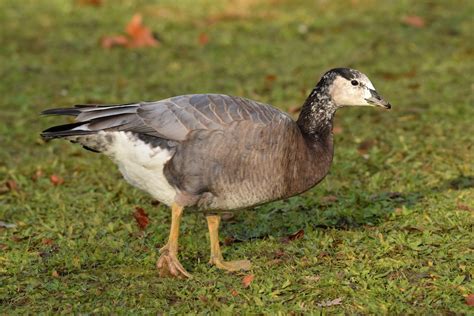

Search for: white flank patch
xmin=103 ymin=131 xmax=177 ymax=206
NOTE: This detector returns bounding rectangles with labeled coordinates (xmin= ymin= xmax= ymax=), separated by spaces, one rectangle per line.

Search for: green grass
xmin=1 ymin=0 xmax=473 ymax=314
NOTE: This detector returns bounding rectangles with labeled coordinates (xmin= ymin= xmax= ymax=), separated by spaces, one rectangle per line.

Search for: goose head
xmin=326 ymin=68 xmax=391 ymax=109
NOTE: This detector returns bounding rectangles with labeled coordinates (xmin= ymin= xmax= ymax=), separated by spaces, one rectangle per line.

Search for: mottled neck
xmin=296 ymin=84 xmax=337 ymax=140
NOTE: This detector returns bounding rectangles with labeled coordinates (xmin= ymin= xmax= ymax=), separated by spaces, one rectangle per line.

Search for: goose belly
xmin=102 ymin=131 xmax=177 ymax=206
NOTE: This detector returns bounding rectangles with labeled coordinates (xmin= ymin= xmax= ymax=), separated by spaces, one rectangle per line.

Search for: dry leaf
xmin=42 ymin=238 xmax=54 ymax=245
xmin=265 ymin=74 xmax=277 ymax=83
xmin=281 ymin=229 xmax=304 ymax=243
xmin=126 ymin=14 xmax=159 ymax=48
xmin=198 ymin=32 xmax=210 ymax=46
xmin=133 ymin=207 xmax=150 ymax=230
xmin=6 ymin=180 xmax=18 ymax=191
xmin=77 ymin=0 xmax=102 ymax=6
xmin=357 ymin=139 xmax=376 ymax=155
xmin=230 ymin=288 xmax=239 ymax=297
xmin=466 ymin=294 xmax=474 ymax=306
xmin=402 ymin=15 xmax=425 ymax=28
xmin=50 ymin=175 xmax=64 ymax=186
xmin=101 ymin=14 xmax=159 ymax=49
xmin=101 ymin=35 xmax=129 ymax=49
xmin=457 ymin=203 xmax=473 ymax=212
xmin=242 ymin=274 xmax=255 ymax=288
xmin=51 ymin=270 xmax=60 ymax=277
xmin=318 ymin=297 xmax=343 ymax=307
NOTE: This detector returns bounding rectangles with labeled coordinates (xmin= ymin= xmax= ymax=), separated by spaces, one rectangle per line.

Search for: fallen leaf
xmin=42 ymin=238 xmax=54 ymax=245
xmin=50 ymin=175 xmax=64 ymax=186
xmin=317 ymin=297 xmax=343 ymax=307
xmin=101 ymin=14 xmax=159 ymax=49
xmin=230 ymin=288 xmax=239 ymax=297
xmin=357 ymin=139 xmax=376 ymax=155
xmin=402 ymin=15 xmax=425 ymax=28
xmin=223 ymin=236 xmax=236 ymax=246
xmin=457 ymin=203 xmax=473 ymax=212
xmin=198 ymin=32 xmax=210 ymax=46
xmin=242 ymin=274 xmax=254 ymax=288
xmin=77 ymin=0 xmax=102 ymax=6
xmin=265 ymin=74 xmax=277 ymax=83
xmin=125 ymin=14 xmax=159 ymax=48
xmin=51 ymin=270 xmax=60 ymax=277
xmin=6 ymin=180 xmax=18 ymax=191
xmin=133 ymin=207 xmax=149 ymax=230
xmin=466 ymin=294 xmax=474 ymax=306
xmin=280 ymin=229 xmax=304 ymax=243
xmin=101 ymin=35 xmax=129 ymax=49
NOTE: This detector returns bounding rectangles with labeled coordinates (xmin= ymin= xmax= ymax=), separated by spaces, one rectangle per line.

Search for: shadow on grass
xmin=222 ymin=175 xmax=474 ymax=241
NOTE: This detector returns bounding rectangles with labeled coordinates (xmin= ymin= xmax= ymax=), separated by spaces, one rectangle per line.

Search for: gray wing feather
xmin=42 ymin=94 xmax=292 ymax=141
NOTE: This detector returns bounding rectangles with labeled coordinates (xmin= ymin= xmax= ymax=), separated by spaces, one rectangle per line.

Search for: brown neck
xmin=284 ymin=82 xmax=337 ymax=196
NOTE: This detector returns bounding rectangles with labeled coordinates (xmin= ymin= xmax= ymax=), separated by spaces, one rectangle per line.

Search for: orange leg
xmin=206 ymin=215 xmax=251 ymax=271
xmin=156 ymin=203 xmax=191 ymax=278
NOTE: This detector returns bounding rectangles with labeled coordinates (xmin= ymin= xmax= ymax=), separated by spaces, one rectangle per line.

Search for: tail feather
xmin=41 ymin=103 xmax=142 ymax=140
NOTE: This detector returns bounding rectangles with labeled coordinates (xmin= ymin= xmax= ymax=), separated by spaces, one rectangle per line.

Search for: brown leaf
xmin=51 ymin=270 xmax=60 ymax=277
xmin=223 ymin=236 xmax=236 ymax=246
xmin=126 ymin=14 xmax=159 ymax=48
xmin=457 ymin=203 xmax=473 ymax=212
xmin=42 ymin=238 xmax=54 ymax=245
xmin=101 ymin=35 xmax=129 ymax=49
xmin=77 ymin=0 xmax=102 ymax=6
xmin=317 ymin=297 xmax=343 ymax=307
xmin=6 ymin=180 xmax=18 ymax=191
xmin=133 ymin=207 xmax=149 ymax=230
xmin=357 ymin=139 xmax=376 ymax=155
xmin=198 ymin=32 xmax=210 ymax=46
xmin=50 ymin=175 xmax=64 ymax=186
xmin=101 ymin=14 xmax=159 ymax=49
xmin=242 ymin=274 xmax=255 ymax=288
xmin=466 ymin=294 xmax=474 ymax=306
xmin=402 ymin=15 xmax=425 ymax=28
xmin=280 ymin=229 xmax=304 ymax=243
xmin=230 ymin=288 xmax=239 ymax=297
xmin=265 ymin=74 xmax=277 ymax=83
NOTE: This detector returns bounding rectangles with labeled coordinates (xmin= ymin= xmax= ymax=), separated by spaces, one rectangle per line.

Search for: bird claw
xmin=210 ymin=258 xmax=252 ymax=272
xmin=156 ymin=249 xmax=192 ymax=279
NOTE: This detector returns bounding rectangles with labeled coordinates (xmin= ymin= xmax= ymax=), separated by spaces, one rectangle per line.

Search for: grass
xmin=1 ymin=0 xmax=473 ymax=314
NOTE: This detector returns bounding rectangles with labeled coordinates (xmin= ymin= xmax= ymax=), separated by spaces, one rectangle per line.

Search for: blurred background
xmin=0 ymin=0 xmax=473 ymax=314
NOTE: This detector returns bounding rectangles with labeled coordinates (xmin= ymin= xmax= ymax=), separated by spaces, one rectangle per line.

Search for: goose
xmin=41 ymin=68 xmax=391 ymax=278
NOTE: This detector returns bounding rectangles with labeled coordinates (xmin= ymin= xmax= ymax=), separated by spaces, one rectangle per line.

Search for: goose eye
xmin=351 ymin=80 xmax=359 ymax=86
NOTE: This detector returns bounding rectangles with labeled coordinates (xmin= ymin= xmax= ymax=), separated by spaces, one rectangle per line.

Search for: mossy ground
xmin=1 ymin=0 xmax=473 ymax=314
